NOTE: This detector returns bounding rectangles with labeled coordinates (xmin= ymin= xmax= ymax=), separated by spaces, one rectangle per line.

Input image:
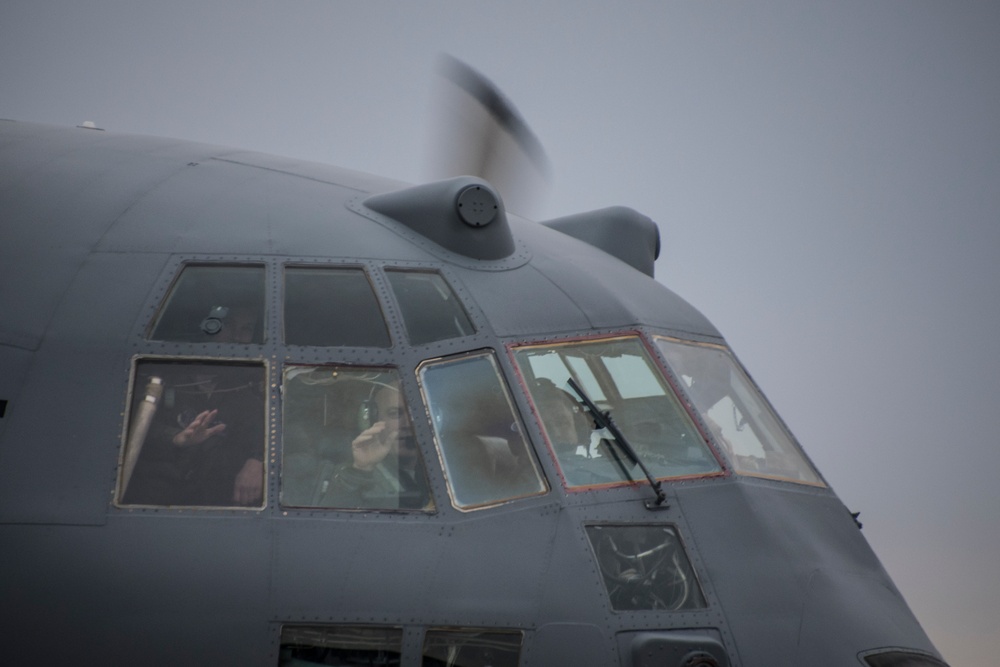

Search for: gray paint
xmin=541 ymin=206 xmax=661 ymax=278
xmin=365 ymin=177 xmax=515 ymax=260
xmin=0 ymin=121 xmax=942 ymax=665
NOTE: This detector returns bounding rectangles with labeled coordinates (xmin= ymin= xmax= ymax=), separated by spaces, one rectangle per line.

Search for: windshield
xmin=418 ymin=350 xmax=548 ymax=509
xmin=512 ymin=337 xmax=721 ymax=488
xmin=655 ymin=337 xmax=824 ymax=486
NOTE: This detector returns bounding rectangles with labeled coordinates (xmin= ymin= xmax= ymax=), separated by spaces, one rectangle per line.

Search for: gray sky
xmin=2 ymin=1 xmax=998 ymax=663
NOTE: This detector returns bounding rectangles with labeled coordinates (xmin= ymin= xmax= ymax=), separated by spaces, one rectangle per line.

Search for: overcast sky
xmin=2 ymin=2 xmax=997 ymax=664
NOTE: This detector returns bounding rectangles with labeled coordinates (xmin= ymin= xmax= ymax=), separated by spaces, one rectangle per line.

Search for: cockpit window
xmin=149 ymin=264 xmax=265 ymax=343
xmin=118 ymin=358 xmax=266 ymax=508
xmin=656 ymin=337 xmax=824 ymax=486
xmin=418 ymin=351 xmax=547 ymax=509
xmin=281 ymin=365 xmax=433 ymax=511
xmin=422 ymin=629 xmax=522 ymax=667
xmin=586 ymin=524 xmax=707 ymax=611
xmin=385 ymin=270 xmax=475 ymax=345
xmin=284 ymin=267 xmax=391 ymax=347
xmin=512 ymin=337 xmax=721 ymax=488
xmin=280 ymin=625 xmax=402 ymax=665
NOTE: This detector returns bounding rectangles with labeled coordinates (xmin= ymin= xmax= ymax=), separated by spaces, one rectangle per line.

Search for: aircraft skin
xmin=0 ymin=118 xmax=946 ymax=666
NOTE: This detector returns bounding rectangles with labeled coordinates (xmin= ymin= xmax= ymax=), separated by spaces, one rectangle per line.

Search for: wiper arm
xmin=567 ymin=378 xmax=668 ymax=510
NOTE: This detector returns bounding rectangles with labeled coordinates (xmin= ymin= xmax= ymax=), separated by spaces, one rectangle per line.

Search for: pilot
xmin=316 ymin=381 xmax=428 ymax=510
xmin=532 ymin=380 xmax=591 ymax=453
xmin=531 ymin=379 xmax=622 ymax=485
xmin=121 ymin=305 xmax=265 ymax=507
xmin=194 ymin=304 xmax=264 ymax=504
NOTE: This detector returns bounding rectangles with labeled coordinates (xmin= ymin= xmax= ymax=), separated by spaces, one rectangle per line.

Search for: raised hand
xmin=350 ymin=421 xmax=397 ymax=471
xmin=172 ymin=409 xmax=226 ymax=447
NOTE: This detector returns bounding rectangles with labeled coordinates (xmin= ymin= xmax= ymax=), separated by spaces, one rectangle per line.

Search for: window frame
xmin=279 ymin=362 xmax=435 ymax=512
xmin=383 ymin=268 xmax=477 ymax=346
xmin=282 ymin=264 xmax=393 ymax=349
xmin=416 ymin=349 xmax=549 ymax=511
xmin=584 ymin=522 xmax=709 ymax=612
xmin=146 ymin=262 xmax=268 ymax=345
xmin=508 ymin=334 xmax=725 ymax=492
xmin=115 ymin=354 xmax=270 ymax=510
xmin=654 ymin=335 xmax=826 ymax=488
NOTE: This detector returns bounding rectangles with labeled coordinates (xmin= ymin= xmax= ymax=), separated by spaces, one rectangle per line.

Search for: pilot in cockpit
xmin=314 ymin=380 xmax=429 ymax=510
xmin=532 ymin=380 xmax=592 ymax=453
xmin=530 ymin=379 xmax=621 ymax=486
xmin=121 ymin=304 xmax=265 ymax=507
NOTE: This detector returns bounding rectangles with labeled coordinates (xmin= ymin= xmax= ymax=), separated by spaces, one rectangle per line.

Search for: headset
xmin=357 ymin=390 xmax=379 ymax=432
xmin=356 ymin=381 xmax=402 ymax=431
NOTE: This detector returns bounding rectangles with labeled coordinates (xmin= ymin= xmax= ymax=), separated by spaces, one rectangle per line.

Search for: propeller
xmin=425 ymin=54 xmax=551 ymax=217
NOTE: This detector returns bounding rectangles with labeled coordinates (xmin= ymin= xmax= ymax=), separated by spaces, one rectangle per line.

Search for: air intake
xmin=363 ymin=176 xmax=515 ymax=261
xmin=541 ymin=206 xmax=661 ymax=277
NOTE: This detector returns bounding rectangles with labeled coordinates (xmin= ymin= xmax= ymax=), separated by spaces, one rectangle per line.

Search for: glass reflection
xmin=149 ymin=264 xmax=265 ymax=344
xmin=419 ymin=351 xmax=547 ymax=509
xmin=280 ymin=625 xmax=402 ymax=666
xmin=656 ymin=337 xmax=823 ymax=486
xmin=284 ymin=267 xmax=390 ymax=347
xmin=422 ymin=629 xmax=522 ymax=667
xmin=586 ymin=524 xmax=706 ymax=611
xmin=385 ymin=270 xmax=475 ymax=345
xmin=514 ymin=337 xmax=720 ymax=488
xmin=282 ymin=366 xmax=432 ymax=510
xmin=119 ymin=359 xmax=265 ymax=508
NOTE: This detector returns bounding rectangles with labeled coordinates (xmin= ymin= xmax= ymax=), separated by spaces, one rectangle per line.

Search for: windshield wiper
xmin=567 ymin=377 xmax=668 ymax=510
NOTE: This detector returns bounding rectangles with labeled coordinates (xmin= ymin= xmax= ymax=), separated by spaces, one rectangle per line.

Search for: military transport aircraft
xmin=0 ymin=59 xmax=947 ymax=666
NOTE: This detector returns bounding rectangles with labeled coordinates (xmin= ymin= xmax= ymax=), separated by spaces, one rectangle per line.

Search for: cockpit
xmin=117 ymin=261 xmax=823 ymax=513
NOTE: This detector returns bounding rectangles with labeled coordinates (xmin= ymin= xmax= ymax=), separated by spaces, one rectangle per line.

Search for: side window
xmin=423 ymin=629 xmax=523 ymax=667
xmin=385 ymin=270 xmax=475 ymax=345
xmin=418 ymin=351 xmax=547 ymax=509
xmin=656 ymin=337 xmax=824 ymax=486
xmin=149 ymin=264 xmax=265 ymax=343
xmin=118 ymin=359 xmax=266 ymax=508
xmin=284 ymin=267 xmax=391 ymax=347
xmin=281 ymin=366 xmax=433 ymax=511
xmin=280 ymin=626 xmax=402 ymax=665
